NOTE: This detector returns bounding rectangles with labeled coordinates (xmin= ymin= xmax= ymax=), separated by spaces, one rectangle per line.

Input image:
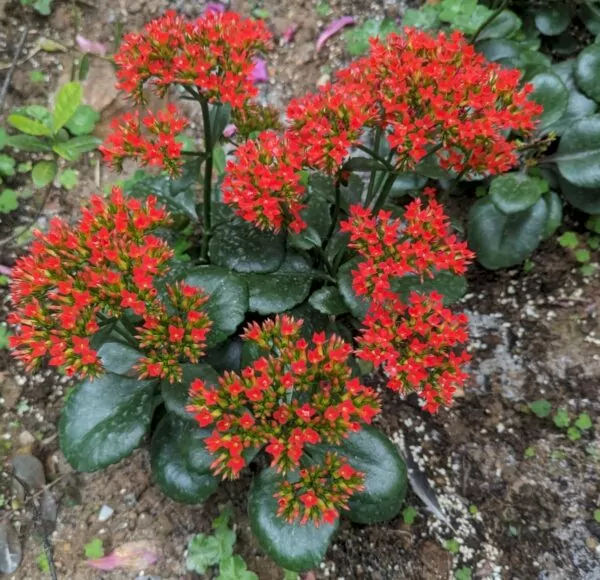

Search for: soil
xmin=1 ymin=0 xmax=599 ymax=579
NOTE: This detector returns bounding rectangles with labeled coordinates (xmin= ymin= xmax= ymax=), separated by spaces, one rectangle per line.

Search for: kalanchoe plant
xmin=8 ymin=10 xmax=541 ymax=572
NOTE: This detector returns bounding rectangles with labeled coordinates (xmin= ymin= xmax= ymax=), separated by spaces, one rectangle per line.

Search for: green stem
xmin=355 ymin=143 xmax=394 ymax=171
xmin=324 ymin=179 xmax=342 ymax=246
xmin=365 ymin=129 xmax=382 ymax=206
xmin=372 ymin=171 xmax=399 ymax=214
xmin=313 ymin=246 xmax=334 ymax=277
xmin=471 ymin=0 xmax=508 ymax=43
xmin=199 ymin=97 xmax=213 ymax=262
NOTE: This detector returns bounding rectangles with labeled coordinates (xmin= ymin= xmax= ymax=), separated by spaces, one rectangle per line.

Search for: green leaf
xmin=489 ymin=172 xmax=548 ymax=214
xmin=476 ymin=10 xmax=522 ymax=41
xmin=574 ymin=248 xmax=591 ymax=263
xmin=343 ymin=156 xmax=388 ymax=172
xmin=32 ymin=0 xmax=52 ymax=15
xmin=150 ymin=414 xmax=219 ymax=503
xmin=210 ymin=204 xmax=286 ymax=274
xmin=468 ymin=197 xmax=548 ymax=269
xmin=6 ymin=134 xmax=52 ymax=152
xmin=84 ymin=538 xmax=104 ymax=559
xmin=556 ymin=115 xmax=600 ymax=188
xmin=558 ymin=174 xmax=600 ymax=214
xmin=534 ymin=5 xmax=572 ymax=36
xmin=213 ymin=145 xmax=226 ymax=176
xmin=125 ymin=159 xmax=200 ymax=220
xmin=58 ymin=168 xmax=79 ymax=190
xmin=308 ymin=287 xmax=349 ymax=316
xmin=529 ymin=72 xmax=569 ymax=130
xmin=0 ymin=323 xmax=11 ymax=348
xmin=0 ymin=189 xmax=19 ymax=213
xmin=31 ymin=160 xmax=57 ymax=188
xmin=186 ymin=529 xmax=235 ymax=574
xmin=79 ymin=53 xmax=90 ymax=81
xmin=204 ymin=338 xmax=243 ymax=374
xmin=0 ymin=127 xmax=8 ymax=149
xmin=337 ymin=258 xmax=371 ymax=320
xmin=310 ymin=425 xmax=407 ymax=524
xmin=455 ymin=567 xmax=473 ymax=580
xmin=567 ymin=426 xmax=581 ymax=441
xmin=344 ymin=19 xmax=382 ymax=56
xmin=288 ymin=196 xmax=331 ymax=250
xmin=210 ymin=103 xmax=232 ymax=140
xmin=218 ymin=556 xmax=259 ymax=580
xmin=242 ymin=253 xmax=313 ymax=315
xmin=402 ymin=506 xmax=418 ymax=525
xmin=53 ymin=82 xmax=82 ymax=133
xmin=558 ymin=231 xmax=578 ymax=249
xmin=53 ymin=135 xmax=101 ymax=161
xmin=528 ymin=399 xmax=552 ymax=418
xmin=574 ymin=44 xmax=600 ymax=103
xmin=8 ymin=114 xmax=52 ymax=136
xmin=541 ymin=191 xmax=563 ymax=239
xmin=575 ymin=412 xmax=592 ymax=430
xmin=65 ymin=105 xmax=100 ymax=136
xmin=161 ymin=363 xmax=219 ymax=418
xmin=184 ymin=266 xmax=249 ymax=346
xmin=402 ymin=6 xmax=440 ymax=30
xmin=59 ymin=373 xmax=156 ymax=471
xmin=97 ymin=342 xmax=143 ymax=375
xmin=249 ymin=468 xmax=338 ymax=572
xmin=0 ymin=154 xmax=16 ymax=177
xmin=553 ymin=408 xmax=570 ymax=428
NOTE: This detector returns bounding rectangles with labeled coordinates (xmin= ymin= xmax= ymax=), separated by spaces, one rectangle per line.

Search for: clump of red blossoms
xmin=8 ymin=189 xmax=211 ymax=380
xmin=186 ymin=315 xmax=378 ymax=524
xmin=356 ymin=292 xmax=470 ymax=413
xmin=275 ymin=453 xmax=364 ymax=525
xmin=222 ymin=131 xmax=307 ymax=233
xmin=341 ymin=191 xmax=475 ymax=304
xmin=100 ymin=104 xmax=188 ymax=177
xmin=114 ymin=10 xmax=272 ymax=107
xmin=335 ymin=28 xmax=541 ymax=175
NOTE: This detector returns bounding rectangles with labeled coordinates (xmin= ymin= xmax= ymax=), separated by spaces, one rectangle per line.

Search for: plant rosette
xmin=7 ymin=9 xmax=543 ymax=572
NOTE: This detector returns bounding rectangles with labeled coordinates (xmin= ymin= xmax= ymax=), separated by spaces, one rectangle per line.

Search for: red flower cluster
xmin=187 ymin=315 xmax=379 ymax=524
xmin=341 ymin=192 xmax=474 ymax=303
xmin=100 ymin=104 xmax=188 ymax=177
xmin=114 ymin=10 xmax=272 ymax=107
xmin=356 ymin=292 xmax=470 ymax=413
xmin=275 ymin=453 xmax=364 ymax=526
xmin=337 ymin=28 xmax=541 ymax=174
xmin=8 ymin=189 xmax=211 ymax=380
xmin=222 ymin=131 xmax=307 ymax=233
xmin=136 ymin=282 xmax=212 ymax=383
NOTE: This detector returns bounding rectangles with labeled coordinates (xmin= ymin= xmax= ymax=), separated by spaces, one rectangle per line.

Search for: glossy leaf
xmin=184 ymin=266 xmax=249 ymax=346
xmin=7 ymin=134 xmax=51 ymax=152
xmin=468 ymin=197 xmax=548 ymax=269
xmin=53 ymin=82 xmax=82 ymax=133
xmin=288 ymin=196 xmax=331 ymax=250
xmin=31 ymin=160 xmax=57 ymax=188
xmin=53 ymin=135 xmax=101 ymax=161
xmin=541 ymin=191 xmax=563 ymax=240
xmin=309 ymin=425 xmax=408 ymax=524
xmin=161 ymin=363 xmax=219 ymax=418
xmin=476 ymin=10 xmax=521 ymax=40
xmin=529 ymin=72 xmax=569 ymax=130
xmin=534 ymin=5 xmax=571 ymax=36
xmin=150 ymin=414 xmax=219 ymax=504
xmin=7 ymin=114 xmax=52 ymax=136
xmin=558 ymin=174 xmax=600 ymax=214
xmin=242 ymin=253 xmax=313 ymax=315
xmin=249 ymin=468 xmax=338 ymax=572
xmin=308 ymin=287 xmax=349 ymax=316
xmin=97 ymin=341 xmax=142 ymax=375
xmin=489 ymin=172 xmax=547 ymax=214
xmin=59 ymin=373 xmax=156 ymax=472
xmin=556 ymin=115 xmax=600 ymax=188
xmin=210 ymin=204 xmax=285 ymax=274
xmin=574 ymin=44 xmax=600 ymax=103
xmin=337 ymin=258 xmax=369 ymax=320
xmin=65 ymin=105 xmax=100 ymax=136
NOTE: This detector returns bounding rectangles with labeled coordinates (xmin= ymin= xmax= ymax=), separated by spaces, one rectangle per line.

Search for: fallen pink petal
xmin=75 ymin=35 xmax=107 ymax=56
xmin=282 ymin=24 xmax=299 ymax=44
xmin=86 ymin=541 xmax=159 ymax=571
xmin=250 ymin=58 xmax=269 ymax=84
xmin=223 ymin=124 xmax=237 ymax=138
xmin=202 ymin=2 xmax=226 ymax=15
xmin=316 ymin=16 xmax=356 ymax=53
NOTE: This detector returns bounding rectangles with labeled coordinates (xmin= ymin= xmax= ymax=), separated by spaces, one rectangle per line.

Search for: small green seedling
xmin=455 ymin=566 xmax=473 ymax=580
xmin=84 ymin=537 xmax=104 ymax=559
xmin=553 ymin=408 xmax=570 ymax=428
xmin=444 ymin=538 xmax=460 ymax=555
xmin=529 ymin=399 xmax=552 ymax=418
xmin=402 ymin=506 xmax=418 ymax=525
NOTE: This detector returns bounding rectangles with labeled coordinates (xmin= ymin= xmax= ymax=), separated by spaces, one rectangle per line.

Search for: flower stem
xmin=199 ymin=97 xmax=213 ymax=262
xmin=365 ymin=129 xmax=382 ymax=207
xmin=324 ymin=179 xmax=342 ymax=246
xmin=372 ymin=171 xmax=398 ymax=214
xmin=355 ymin=143 xmax=394 ymax=171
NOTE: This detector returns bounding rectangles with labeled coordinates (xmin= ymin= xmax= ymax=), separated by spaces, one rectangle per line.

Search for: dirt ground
xmin=0 ymin=0 xmax=599 ymax=579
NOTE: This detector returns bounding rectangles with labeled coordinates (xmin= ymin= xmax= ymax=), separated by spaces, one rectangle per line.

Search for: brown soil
xmin=1 ymin=1 xmax=599 ymax=579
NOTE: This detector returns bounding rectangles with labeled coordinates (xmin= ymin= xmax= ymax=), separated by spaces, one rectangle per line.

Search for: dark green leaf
xmin=534 ymin=5 xmax=572 ymax=36
xmin=574 ymin=44 xmax=600 ymax=103
xmin=53 ymin=82 xmax=82 ymax=133
xmin=556 ymin=115 xmax=600 ymax=188
xmin=558 ymin=174 xmax=600 ymax=214
xmin=243 ymin=253 xmax=313 ymax=315
xmin=150 ymin=414 xmax=219 ymax=504
xmin=97 ymin=341 xmax=142 ymax=375
xmin=289 ymin=196 xmax=331 ymax=250
xmin=343 ymin=157 xmax=387 ymax=172
xmin=489 ymin=172 xmax=547 ymax=214
xmin=210 ymin=204 xmax=286 ymax=274
xmin=8 ymin=114 xmax=52 ymax=137
xmin=475 ymin=38 xmax=522 ymax=63
xmin=0 ymin=155 xmax=16 ymax=177
xmin=529 ymin=72 xmax=569 ymax=130
xmin=580 ymin=2 xmax=600 ymax=35
xmin=541 ymin=191 xmax=562 ymax=239
xmin=184 ymin=266 xmax=248 ymax=346
xmin=468 ymin=197 xmax=548 ymax=269
xmin=476 ymin=10 xmax=522 ymax=40
xmin=204 ymin=338 xmax=243 ymax=374
xmin=249 ymin=468 xmax=338 ymax=572
xmin=79 ymin=54 xmax=90 ymax=81
xmin=31 ymin=160 xmax=57 ymax=188
xmin=65 ymin=105 xmax=100 ymax=136
xmin=308 ymin=287 xmax=349 ymax=316
xmin=402 ymin=6 xmax=440 ymax=30
xmin=388 ymin=173 xmax=428 ymax=198
xmin=161 ymin=363 xmax=219 ymax=418
xmin=59 ymin=373 xmax=156 ymax=472
xmin=210 ymin=103 xmax=232 ymax=140
xmin=6 ymin=134 xmax=52 ymax=152
xmin=53 ymin=135 xmax=101 ymax=161
xmin=337 ymin=258 xmax=370 ymax=320
xmin=309 ymin=425 xmax=408 ymax=524
xmin=0 ymin=189 xmax=19 ymax=213
xmin=213 ymin=145 xmax=226 ymax=176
